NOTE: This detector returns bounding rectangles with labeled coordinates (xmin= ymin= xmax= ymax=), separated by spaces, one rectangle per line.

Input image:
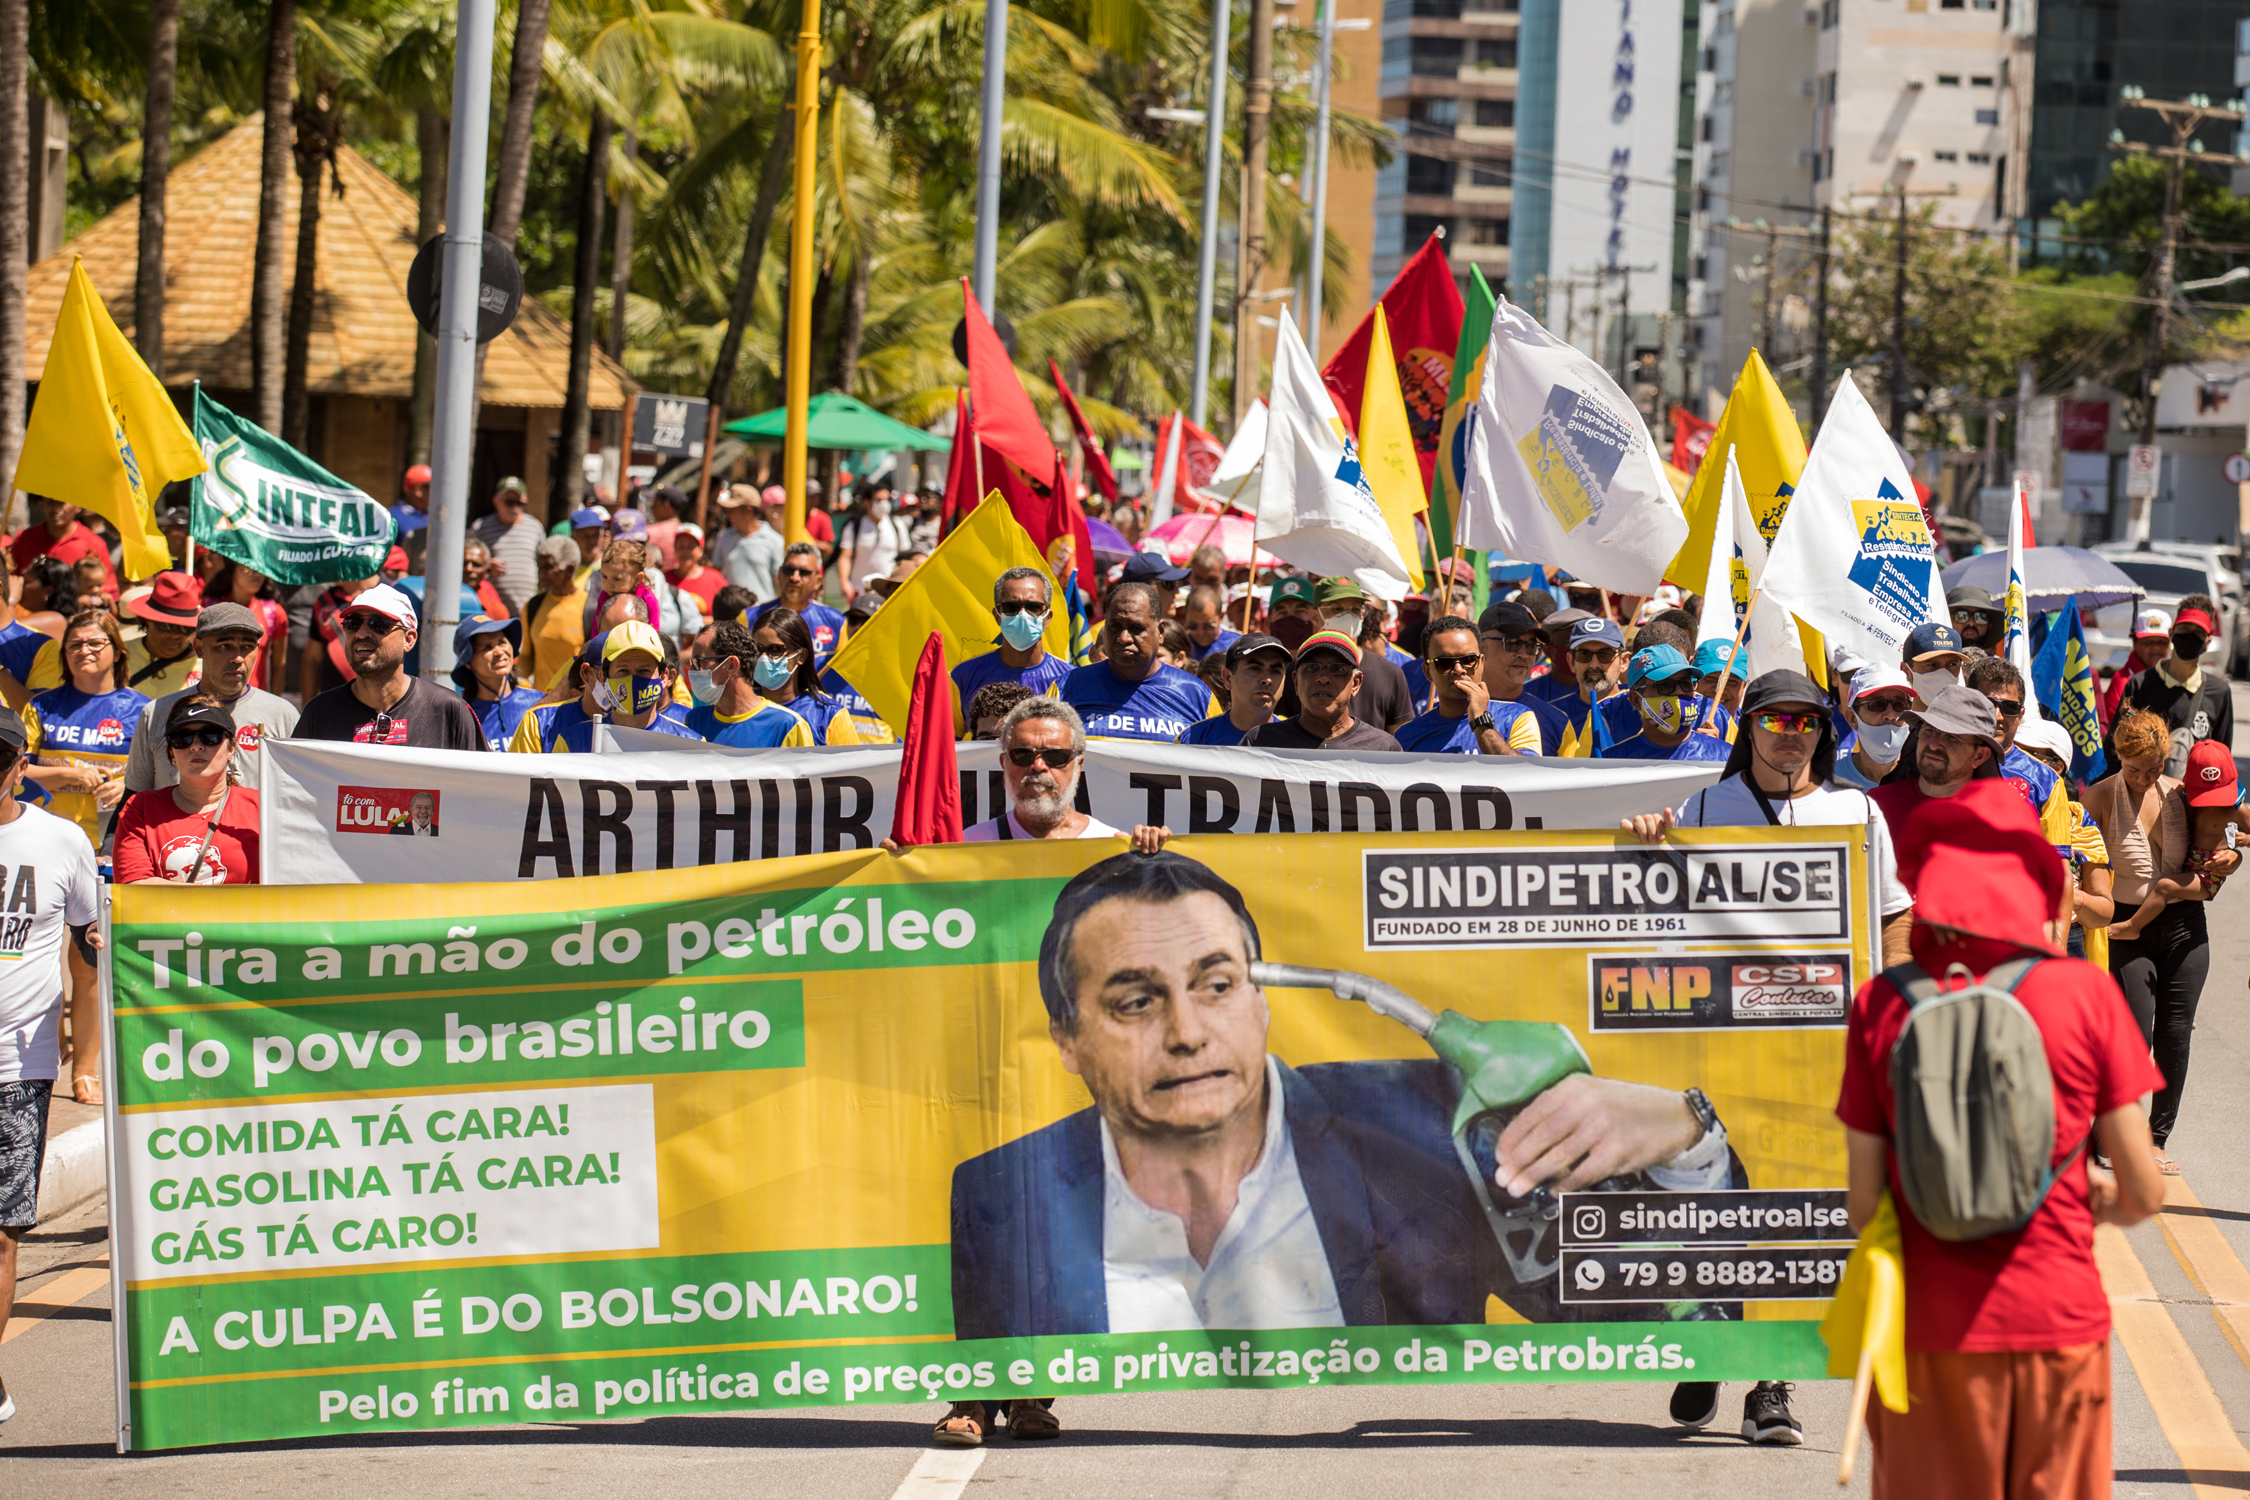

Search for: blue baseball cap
xmin=569 ymin=508 xmax=608 ymax=530
xmin=1903 ymin=619 xmax=1965 ymax=662
xmin=1693 ymin=638 xmax=1748 ymax=680
xmin=1625 ymin=643 xmax=1694 ymax=689
xmin=1567 ymin=617 xmax=1626 ymax=652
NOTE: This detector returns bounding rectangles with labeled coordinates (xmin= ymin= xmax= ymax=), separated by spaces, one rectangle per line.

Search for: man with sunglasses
xmin=1690 ymin=638 xmax=1748 ymax=714
xmin=1553 ymin=616 xmax=1630 ymax=756
xmin=1867 ymin=684 xmax=2007 ymax=844
xmin=1945 ymin=584 xmax=2004 ymax=653
xmin=752 ymin=542 xmax=846 ymax=667
xmin=951 ymin=568 xmax=1072 ymax=736
xmin=122 ymin=604 xmax=299 ymax=795
xmin=1396 ymin=617 xmax=1538 ymax=755
xmin=1476 ymin=600 xmax=1570 ymax=755
xmin=1965 ymin=658 xmax=2074 ymax=838
xmin=1831 ymin=666 xmax=1915 ymax=792
xmin=297 ymin=583 xmax=485 ymax=751
xmin=1601 ymin=645 xmax=1731 ymax=762
xmin=1179 ymin=633 xmax=1291 ymax=745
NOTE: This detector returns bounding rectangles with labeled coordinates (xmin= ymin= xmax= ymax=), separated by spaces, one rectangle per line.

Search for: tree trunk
xmin=558 ymin=111 xmax=610 ymax=517
xmin=806 ymin=262 xmax=835 ymax=392
xmin=252 ymin=0 xmax=298 ymax=435
xmin=282 ymin=78 xmax=338 ymax=450
xmin=135 ymin=0 xmax=183 ymax=377
xmin=607 ymin=128 xmax=636 ymax=358
xmin=0 ymin=0 xmax=26 ymax=523
xmin=704 ymin=111 xmax=793 ymax=412
xmin=833 ymin=248 xmax=869 ymax=399
xmin=407 ymin=105 xmax=446 ymax=467
xmin=488 ymin=0 xmax=551 ymax=249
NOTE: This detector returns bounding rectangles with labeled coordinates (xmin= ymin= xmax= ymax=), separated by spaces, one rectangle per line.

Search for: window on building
xmin=1970 ymin=74 xmax=1994 ymax=87
xmin=1405 ymin=0 xmax=1462 ymax=17
xmin=1464 ymin=217 xmax=1510 ymax=245
xmin=1461 ymin=0 xmax=1517 ymax=13
xmin=1966 ymin=151 xmax=1992 ymax=164
xmin=1937 ymin=73 xmax=1961 ymax=86
xmin=1818 ymin=71 xmax=1836 ymax=104
xmin=1406 ymin=155 xmax=1457 ymax=194
xmin=1409 ymin=37 xmax=1465 ymax=75
xmin=1468 ymin=161 xmax=1509 ymax=187
xmin=1473 ymin=98 xmax=1514 ymax=127
xmin=1405 ymin=214 xmax=1449 ymax=245
xmin=1408 ymin=97 xmax=1459 ymax=129
xmin=1714 ymin=81 xmax=1734 ymax=106
xmin=1819 ymin=0 xmax=1837 ymax=27
xmin=1939 ymin=0 xmax=1963 ymax=8
xmin=1472 ymin=38 xmax=1516 ymax=68
xmin=1709 ymin=150 xmax=1731 ymax=178
xmin=1933 ymin=149 xmax=1960 ymax=162
xmin=1975 ymin=108 xmax=1998 ymax=124
xmin=1972 ymin=0 xmax=1995 ymax=8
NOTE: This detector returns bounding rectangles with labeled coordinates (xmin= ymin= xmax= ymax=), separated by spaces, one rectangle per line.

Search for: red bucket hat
xmin=128 ymin=571 xmax=204 ymax=628
xmin=1892 ymin=780 xmax=2067 ymax=955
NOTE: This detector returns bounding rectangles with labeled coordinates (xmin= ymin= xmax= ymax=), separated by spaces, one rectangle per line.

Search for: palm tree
xmin=281 ymin=69 xmax=342 ymax=448
xmin=488 ymin=0 xmax=551 ymax=249
xmin=0 ymin=0 xmax=25 ymax=521
xmin=558 ymin=107 xmax=610 ymax=511
xmin=134 ymin=0 xmax=182 ymax=376
xmin=252 ymin=0 xmax=297 ymax=434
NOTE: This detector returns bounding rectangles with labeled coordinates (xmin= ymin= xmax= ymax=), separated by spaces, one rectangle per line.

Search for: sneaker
xmin=1741 ymin=1381 xmax=1802 ymax=1445
xmin=1669 ymin=1381 xmax=1720 ymax=1429
xmin=0 ymin=1392 xmax=15 ymax=1425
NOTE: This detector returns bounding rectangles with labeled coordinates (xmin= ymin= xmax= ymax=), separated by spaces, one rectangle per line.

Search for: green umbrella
xmin=721 ymin=392 xmax=950 ymax=450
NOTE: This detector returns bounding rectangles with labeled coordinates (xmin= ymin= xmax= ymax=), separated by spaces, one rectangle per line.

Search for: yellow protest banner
xmin=17 ymin=259 xmax=203 ymax=578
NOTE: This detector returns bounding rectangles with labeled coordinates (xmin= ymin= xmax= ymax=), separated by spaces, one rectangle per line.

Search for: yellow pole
xmin=780 ymin=0 xmax=822 ymax=547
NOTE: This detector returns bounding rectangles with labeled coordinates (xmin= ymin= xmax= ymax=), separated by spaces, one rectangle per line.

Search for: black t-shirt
xmin=1246 ymin=716 xmax=1402 ymax=752
xmin=297 ymin=676 xmax=488 ymax=751
xmin=2126 ymin=664 xmax=2233 ymax=750
xmin=1354 ymin=651 xmax=1415 ymax=731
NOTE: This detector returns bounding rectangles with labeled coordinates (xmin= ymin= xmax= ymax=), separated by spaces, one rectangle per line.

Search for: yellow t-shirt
xmin=522 ymin=588 xmax=587 ymax=693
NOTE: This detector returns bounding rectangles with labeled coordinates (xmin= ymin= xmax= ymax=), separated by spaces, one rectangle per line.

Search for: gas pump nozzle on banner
xmin=1250 ymin=961 xmax=1623 ymax=1288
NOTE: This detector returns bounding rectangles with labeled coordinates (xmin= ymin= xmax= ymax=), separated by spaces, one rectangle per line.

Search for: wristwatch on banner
xmin=1683 ymin=1086 xmax=1719 ymax=1136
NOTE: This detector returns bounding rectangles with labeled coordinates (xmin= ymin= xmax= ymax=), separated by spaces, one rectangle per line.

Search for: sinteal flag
xmin=190 ymin=384 xmax=396 ymax=585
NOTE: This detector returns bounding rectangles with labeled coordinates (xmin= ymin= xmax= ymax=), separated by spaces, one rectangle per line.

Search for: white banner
xmin=261 ymin=737 xmax=1725 ymax=885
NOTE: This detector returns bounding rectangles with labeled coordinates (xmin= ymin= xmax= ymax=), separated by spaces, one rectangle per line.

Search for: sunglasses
xmin=1856 ymin=695 xmax=1914 ymax=718
xmin=753 ymin=644 xmax=801 ymax=661
xmin=1428 ymin=653 xmax=1481 ymax=671
xmin=1485 ymin=634 xmax=1541 ymax=654
xmin=779 ymin=566 xmax=819 ymax=580
xmin=341 ymin=612 xmax=403 ymax=637
xmin=1007 ymin=747 xmax=1078 ymax=770
xmin=995 ymin=600 xmax=1047 ymax=617
xmin=1572 ymin=648 xmax=1619 ymax=665
xmin=166 ymin=727 xmax=230 ymax=750
xmin=1985 ymin=697 xmax=2025 ymax=718
xmin=1753 ymin=711 xmax=1823 ymax=735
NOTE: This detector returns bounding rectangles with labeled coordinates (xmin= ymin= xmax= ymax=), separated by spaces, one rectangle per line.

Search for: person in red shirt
xmin=111 ymin=694 xmax=259 ymax=885
xmin=1868 ymin=683 xmax=2005 ymax=835
xmin=10 ymin=498 xmax=118 ymax=600
xmin=1839 ymin=781 xmax=2165 ymax=1499
xmin=667 ymin=524 xmax=725 ymax=614
xmin=462 ymin=538 xmax=510 ymax=621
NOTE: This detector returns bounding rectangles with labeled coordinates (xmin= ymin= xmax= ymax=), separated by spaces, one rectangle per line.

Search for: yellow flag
xmin=827 ymin=493 xmax=1066 ymax=735
xmin=1820 ymin=1192 xmax=1908 ymax=1414
xmin=1356 ymin=307 xmax=1427 ymax=591
xmin=1664 ymin=350 xmax=1805 ymax=591
xmin=16 ymin=259 xmax=203 ymax=580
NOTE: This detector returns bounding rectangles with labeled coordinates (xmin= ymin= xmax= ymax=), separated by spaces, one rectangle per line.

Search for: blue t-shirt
xmin=781 ymin=692 xmax=857 ymax=745
xmin=1393 ymin=701 xmax=1540 ymax=754
xmin=1192 ymin=628 xmax=1244 ymax=663
xmin=1601 ymin=727 xmax=1733 ymax=762
xmin=0 ymin=619 xmax=53 ymax=691
xmin=1178 ymin=714 xmax=1261 ymax=746
xmin=1059 ymin=660 xmax=1216 ymax=742
xmin=752 ymin=599 xmax=848 ymax=668
xmin=683 ymin=699 xmax=813 ymax=749
xmin=951 ymin=648 xmax=1072 ymax=732
xmin=819 ymin=667 xmax=893 ymax=743
xmin=512 ymin=698 xmax=600 ymax=754
xmin=28 ymin=683 xmax=148 ymax=844
xmin=1528 ymin=670 xmax=1580 ymax=705
xmin=470 ymin=685 xmax=545 ymax=753
xmin=1493 ymin=692 xmax=1571 ymax=756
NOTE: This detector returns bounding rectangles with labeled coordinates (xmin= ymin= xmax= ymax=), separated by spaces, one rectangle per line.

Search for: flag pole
xmin=1837 ymin=1345 xmax=1875 ymax=1486
xmin=779 ymin=0 xmax=823 ymax=547
xmin=1694 ymin=586 xmax=1760 ymax=738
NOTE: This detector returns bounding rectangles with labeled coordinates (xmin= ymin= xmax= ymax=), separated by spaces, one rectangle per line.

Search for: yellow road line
xmin=2 ymin=1259 xmax=111 ymax=1345
xmin=2097 ymin=1223 xmax=2250 ymax=1499
xmin=2155 ymin=1177 xmax=2250 ymax=1373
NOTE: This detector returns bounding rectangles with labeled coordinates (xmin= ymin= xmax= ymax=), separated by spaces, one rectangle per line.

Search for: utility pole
xmin=1757 ymin=220 xmax=1779 ymax=354
xmin=972 ymin=0 xmax=1008 ymax=314
xmin=1186 ymin=0 xmax=1232 ymax=429
xmin=1810 ymin=204 xmax=1832 ymax=422
xmin=1887 ymin=186 xmax=1910 ymax=440
xmin=1230 ymin=0 xmax=1277 ymax=425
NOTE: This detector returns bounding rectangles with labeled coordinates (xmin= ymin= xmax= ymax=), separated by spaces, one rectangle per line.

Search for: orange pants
xmin=1868 ymin=1342 xmax=2112 ymax=1500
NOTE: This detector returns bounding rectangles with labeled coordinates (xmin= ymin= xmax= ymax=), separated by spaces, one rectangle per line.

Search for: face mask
xmin=868 ymin=501 xmax=891 ymax=520
xmin=998 ymin=611 xmax=1048 ymax=651
xmin=1270 ymin=616 xmax=1316 ymax=653
xmin=687 ymin=670 xmax=722 ymax=706
xmin=1322 ymin=611 xmax=1361 ymax=635
xmin=1910 ymin=668 xmax=1957 ymax=702
xmin=604 ymin=673 xmax=666 ymax=716
xmin=753 ymin=655 xmax=797 ymax=691
xmin=1856 ymin=720 xmax=1911 ymax=763
xmin=1638 ymin=693 xmax=1684 ymax=733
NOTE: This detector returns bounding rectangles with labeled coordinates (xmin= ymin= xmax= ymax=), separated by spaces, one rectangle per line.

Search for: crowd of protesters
xmin=0 ymin=466 xmax=2230 ymax=1494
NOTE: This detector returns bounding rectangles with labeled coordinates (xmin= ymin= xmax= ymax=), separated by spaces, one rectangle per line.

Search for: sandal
xmin=932 ymin=1402 xmax=987 ymax=1448
xmin=1005 ymin=1401 xmax=1061 ymax=1441
xmin=2156 ymin=1152 xmax=2183 ymax=1176
xmin=72 ymin=1075 xmax=101 ymax=1105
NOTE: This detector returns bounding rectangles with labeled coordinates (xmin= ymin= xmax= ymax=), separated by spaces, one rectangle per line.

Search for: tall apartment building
xmin=1370 ymin=0 xmax=1521 ymax=300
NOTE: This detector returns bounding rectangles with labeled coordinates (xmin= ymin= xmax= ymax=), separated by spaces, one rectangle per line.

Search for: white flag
xmin=1761 ymin=376 xmax=1944 ymax=670
xmin=2003 ymin=472 xmax=2045 ymax=727
xmin=1456 ymin=297 xmax=1687 ymax=594
xmin=1210 ymin=398 xmax=1267 ymax=513
xmin=1149 ymin=409 xmax=1184 ymax=527
xmin=1256 ymin=310 xmax=1413 ymax=598
xmin=1695 ymin=446 xmax=1802 ymax=680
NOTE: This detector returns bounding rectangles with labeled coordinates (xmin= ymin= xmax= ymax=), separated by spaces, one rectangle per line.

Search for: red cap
xmin=127 ymin=571 xmax=204 ymax=628
xmin=2184 ymin=739 xmax=2240 ymax=807
xmin=2175 ymin=608 xmax=2218 ymax=637
xmin=1892 ymin=780 xmax=2066 ymax=954
xmin=384 ymin=545 xmax=410 ymax=572
xmin=404 ymin=464 xmax=433 ymax=488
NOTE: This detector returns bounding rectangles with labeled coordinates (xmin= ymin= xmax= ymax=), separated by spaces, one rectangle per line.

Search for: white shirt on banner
xmin=1675 ymin=778 xmax=1912 ymax=917
xmin=0 ymin=803 xmax=101 ymax=1082
xmin=1101 ymin=1057 xmax=1346 ymax=1333
xmin=962 ymin=809 xmax=1119 ymax=842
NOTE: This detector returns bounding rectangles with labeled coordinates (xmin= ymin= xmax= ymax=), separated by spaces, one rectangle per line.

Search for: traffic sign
xmin=2126 ymin=444 xmax=2162 ymax=500
xmin=406 ymin=233 xmax=524 ymax=345
xmin=2225 ymin=452 xmax=2250 ymax=485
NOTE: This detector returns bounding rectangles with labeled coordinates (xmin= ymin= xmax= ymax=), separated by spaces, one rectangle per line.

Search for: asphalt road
xmin=8 ymin=695 xmax=2250 ymax=1498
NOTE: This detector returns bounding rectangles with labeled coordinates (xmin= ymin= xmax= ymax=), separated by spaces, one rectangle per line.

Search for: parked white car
xmin=2086 ymin=544 xmax=2235 ymax=676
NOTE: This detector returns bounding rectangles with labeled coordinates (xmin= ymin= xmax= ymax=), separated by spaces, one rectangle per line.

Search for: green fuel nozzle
xmin=1248 ymin=963 xmax=1591 ymax=1136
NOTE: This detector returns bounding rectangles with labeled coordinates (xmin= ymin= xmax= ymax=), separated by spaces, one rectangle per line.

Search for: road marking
xmin=2 ymin=1259 xmax=110 ymax=1344
xmin=2154 ymin=1176 xmax=2250 ymax=1373
xmin=888 ymin=1445 xmax=988 ymax=1500
xmin=2098 ymin=1224 xmax=2250 ymax=1499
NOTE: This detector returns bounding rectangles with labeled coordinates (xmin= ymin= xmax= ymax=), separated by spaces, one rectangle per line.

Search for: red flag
xmin=1319 ymin=233 xmax=1464 ymax=490
xmin=1150 ymin=413 xmax=1228 ymax=514
xmin=959 ymin=279 xmax=1055 ymax=480
xmin=1669 ymin=405 xmax=1715 ymax=476
xmin=890 ymin=633 xmax=963 ymax=847
xmin=1050 ymin=360 xmax=1117 ymax=504
xmin=940 ymin=389 xmax=979 ymax=532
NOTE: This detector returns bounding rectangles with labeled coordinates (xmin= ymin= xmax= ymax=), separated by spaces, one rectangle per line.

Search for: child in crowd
xmin=2111 ymin=738 xmax=2250 ymax=942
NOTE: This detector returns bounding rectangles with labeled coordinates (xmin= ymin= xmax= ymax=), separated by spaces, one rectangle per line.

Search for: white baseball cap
xmin=1849 ymin=663 xmax=1914 ymax=703
xmin=2015 ymin=718 xmax=2073 ymax=761
xmin=342 ymin=583 xmax=418 ymax=632
xmin=2134 ymin=607 xmax=2173 ymax=640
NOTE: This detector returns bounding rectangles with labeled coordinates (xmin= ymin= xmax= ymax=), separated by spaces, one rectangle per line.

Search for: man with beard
xmin=961 ymin=697 xmax=1171 ymax=849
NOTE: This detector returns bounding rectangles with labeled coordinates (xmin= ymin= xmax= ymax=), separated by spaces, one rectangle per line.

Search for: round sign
xmin=2226 ymin=452 xmax=2250 ymax=485
xmin=406 ymin=233 xmax=525 ymax=345
xmin=951 ymin=308 xmax=1017 ymax=366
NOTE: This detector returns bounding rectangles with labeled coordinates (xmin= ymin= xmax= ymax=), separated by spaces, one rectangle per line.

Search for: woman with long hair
xmin=211 ymin=560 xmax=290 ymax=692
xmin=750 ymin=607 xmax=861 ymax=744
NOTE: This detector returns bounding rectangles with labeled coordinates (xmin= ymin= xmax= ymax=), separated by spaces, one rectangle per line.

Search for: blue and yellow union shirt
xmin=27 ymin=683 xmax=150 ymax=845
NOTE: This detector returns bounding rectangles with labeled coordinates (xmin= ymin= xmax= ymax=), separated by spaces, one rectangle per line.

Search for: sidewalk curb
xmin=36 ymin=1117 xmax=106 ymax=1223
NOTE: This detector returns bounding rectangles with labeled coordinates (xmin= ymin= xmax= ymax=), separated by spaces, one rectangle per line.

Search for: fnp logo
xmin=1590 ymin=953 xmax=1851 ymax=1031
xmin=336 ymin=785 xmax=439 ymax=835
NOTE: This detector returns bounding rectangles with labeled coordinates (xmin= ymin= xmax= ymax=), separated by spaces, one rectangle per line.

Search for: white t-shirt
xmin=1675 ymin=775 xmax=1912 ymax=917
xmin=963 ymin=809 xmax=1121 ymax=842
xmin=0 ymin=803 xmax=102 ymax=1082
xmin=845 ymin=514 xmax=913 ymax=592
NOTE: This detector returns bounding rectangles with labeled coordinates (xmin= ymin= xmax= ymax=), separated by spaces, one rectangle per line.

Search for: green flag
xmin=190 ymin=384 xmax=396 ymax=585
xmin=1432 ymin=265 xmax=1496 ymax=612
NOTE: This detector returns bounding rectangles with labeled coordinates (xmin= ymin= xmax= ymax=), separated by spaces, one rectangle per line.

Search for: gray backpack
xmin=1886 ymin=958 xmax=2084 ymax=1242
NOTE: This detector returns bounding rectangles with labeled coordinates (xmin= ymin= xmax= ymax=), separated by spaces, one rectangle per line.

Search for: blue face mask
xmin=998 ymin=610 xmax=1048 ymax=651
xmin=753 ymin=654 xmax=797 ymax=691
xmin=687 ymin=670 xmax=722 ymax=706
